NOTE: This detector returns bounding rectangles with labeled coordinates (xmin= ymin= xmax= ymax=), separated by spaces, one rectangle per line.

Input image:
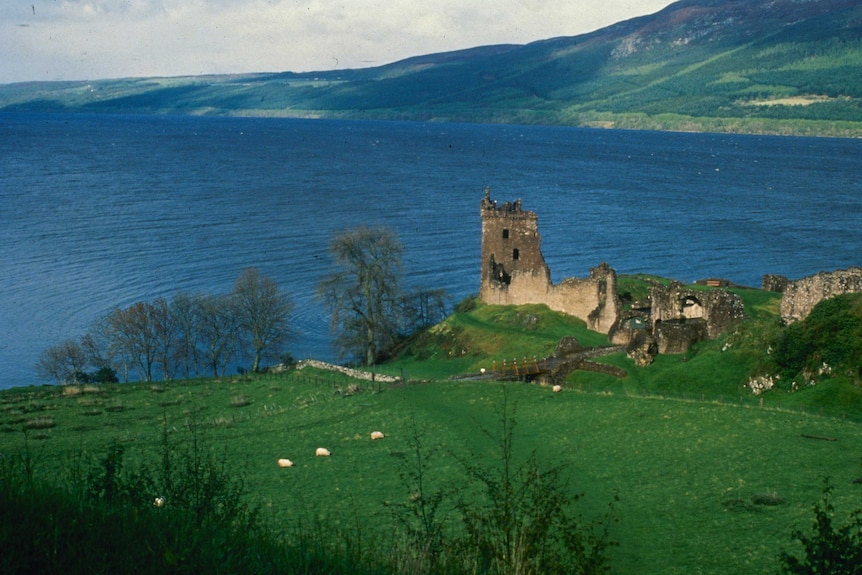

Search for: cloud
xmin=1 ymin=0 xmax=673 ymax=83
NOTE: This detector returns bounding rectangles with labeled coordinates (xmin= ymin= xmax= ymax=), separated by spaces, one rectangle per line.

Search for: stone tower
xmin=478 ymin=188 xmax=620 ymax=334
xmin=479 ymin=188 xmax=551 ymax=303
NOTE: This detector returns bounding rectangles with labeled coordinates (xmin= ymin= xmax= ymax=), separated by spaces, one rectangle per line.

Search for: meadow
xmin=3 ymin=362 xmax=862 ymax=574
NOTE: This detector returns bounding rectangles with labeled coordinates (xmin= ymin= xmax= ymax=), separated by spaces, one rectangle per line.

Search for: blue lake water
xmin=1 ymin=113 xmax=860 ymax=390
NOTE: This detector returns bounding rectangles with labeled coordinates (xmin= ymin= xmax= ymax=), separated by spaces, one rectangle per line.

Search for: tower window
xmin=502 ymin=229 xmax=509 ymax=239
xmin=513 ymin=248 xmax=520 ymax=260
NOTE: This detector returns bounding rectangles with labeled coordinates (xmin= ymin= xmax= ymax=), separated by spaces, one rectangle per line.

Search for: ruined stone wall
xmin=479 ymin=190 xmax=620 ymax=334
xmin=650 ymin=284 xmax=745 ymax=339
xmin=780 ymin=267 xmax=862 ymax=323
xmin=618 ymin=283 xmax=746 ymax=354
xmin=655 ymin=320 xmax=708 ymax=355
xmin=762 ymin=274 xmax=789 ymax=293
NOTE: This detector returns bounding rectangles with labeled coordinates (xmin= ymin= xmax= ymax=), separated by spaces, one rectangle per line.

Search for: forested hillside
xmin=2 ymin=0 xmax=861 ymax=136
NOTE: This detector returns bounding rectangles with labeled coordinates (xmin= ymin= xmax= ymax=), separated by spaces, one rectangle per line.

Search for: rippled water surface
xmin=2 ymin=113 xmax=860 ymax=389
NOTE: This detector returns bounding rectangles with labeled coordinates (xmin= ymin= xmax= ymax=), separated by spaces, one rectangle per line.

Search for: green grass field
xmin=3 ymin=367 xmax=862 ymax=574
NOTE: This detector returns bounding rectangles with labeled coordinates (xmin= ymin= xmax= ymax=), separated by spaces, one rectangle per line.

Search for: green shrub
xmin=388 ymin=388 xmax=619 ymax=575
xmin=773 ymin=294 xmax=862 ymax=383
xmin=455 ymin=389 xmax=618 ymax=575
xmin=779 ymin=479 xmax=862 ymax=575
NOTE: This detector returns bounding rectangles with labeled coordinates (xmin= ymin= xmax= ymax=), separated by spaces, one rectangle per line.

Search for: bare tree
xmin=80 ymin=332 xmax=110 ymax=373
xmin=87 ymin=315 xmax=132 ymax=382
xmin=317 ymin=226 xmax=403 ymax=368
xmin=197 ymin=293 xmax=239 ymax=377
xmin=35 ymin=338 xmax=89 ymax=384
xmin=105 ymin=302 xmax=159 ymax=382
xmin=150 ymin=296 xmax=179 ymax=380
xmin=171 ymin=291 xmax=204 ymax=379
xmin=232 ymin=268 xmax=293 ymax=373
xmin=401 ymin=288 xmax=450 ymax=334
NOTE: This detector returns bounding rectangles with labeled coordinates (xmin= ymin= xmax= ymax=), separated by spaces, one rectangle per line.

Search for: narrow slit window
xmin=513 ymin=248 xmax=520 ymax=260
xmin=502 ymin=229 xmax=509 ymax=239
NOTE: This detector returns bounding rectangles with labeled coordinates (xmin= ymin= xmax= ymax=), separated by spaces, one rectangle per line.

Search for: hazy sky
xmin=2 ymin=0 xmax=673 ymax=84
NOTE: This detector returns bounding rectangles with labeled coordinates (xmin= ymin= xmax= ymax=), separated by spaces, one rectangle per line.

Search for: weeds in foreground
xmin=389 ymin=387 xmax=620 ymax=575
xmin=387 ymin=416 xmax=452 ymax=572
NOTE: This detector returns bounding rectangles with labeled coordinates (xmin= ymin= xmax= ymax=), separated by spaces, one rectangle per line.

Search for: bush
xmin=91 ymin=367 xmax=119 ymax=384
xmin=779 ymin=479 xmax=862 ymax=575
xmin=389 ymin=387 xmax=619 ymax=575
xmin=455 ymin=390 xmax=618 ymax=575
xmin=773 ymin=294 xmax=862 ymax=382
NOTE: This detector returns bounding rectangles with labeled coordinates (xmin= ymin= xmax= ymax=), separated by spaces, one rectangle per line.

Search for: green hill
xmin=2 ymin=0 xmax=861 ymax=137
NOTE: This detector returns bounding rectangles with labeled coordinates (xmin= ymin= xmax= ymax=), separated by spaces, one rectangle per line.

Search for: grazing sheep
xmin=277 ymin=458 xmax=294 ymax=468
xmin=370 ymin=431 xmax=385 ymax=440
xmin=153 ymin=496 xmax=166 ymax=507
xmin=315 ymin=447 xmax=331 ymax=457
xmin=553 ymin=385 xmax=562 ymax=393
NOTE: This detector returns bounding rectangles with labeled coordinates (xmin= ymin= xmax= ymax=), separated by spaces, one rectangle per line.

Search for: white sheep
xmin=277 ymin=458 xmax=294 ymax=468
xmin=315 ymin=447 xmax=331 ymax=457
xmin=370 ymin=431 xmax=385 ymax=440
xmin=153 ymin=496 xmax=166 ymax=507
xmin=552 ymin=385 xmax=562 ymax=393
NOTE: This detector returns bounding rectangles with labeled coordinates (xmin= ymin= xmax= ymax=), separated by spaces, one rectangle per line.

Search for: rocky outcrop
xmin=780 ymin=267 xmax=862 ymax=323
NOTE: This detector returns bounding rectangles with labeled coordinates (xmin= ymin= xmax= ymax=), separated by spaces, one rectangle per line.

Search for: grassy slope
xmin=4 ymin=285 xmax=862 ymax=574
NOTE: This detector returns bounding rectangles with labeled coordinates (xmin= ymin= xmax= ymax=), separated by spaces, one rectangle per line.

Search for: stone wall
xmin=649 ymin=283 xmax=745 ymax=352
xmin=608 ymin=282 xmax=745 ymax=356
xmin=479 ymin=190 xmax=620 ymax=334
xmin=762 ymin=274 xmax=789 ymax=293
xmin=779 ymin=267 xmax=862 ymax=323
xmin=651 ymin=284 xmax=745 ymax=337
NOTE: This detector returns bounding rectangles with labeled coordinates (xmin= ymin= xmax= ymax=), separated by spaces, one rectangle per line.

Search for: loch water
xmin=1 ymin=113 xmax=860 ymax=389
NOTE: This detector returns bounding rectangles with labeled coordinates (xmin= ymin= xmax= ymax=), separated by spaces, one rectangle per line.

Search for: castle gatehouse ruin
xmin=479 ymin=189 xmax=746 ymax=361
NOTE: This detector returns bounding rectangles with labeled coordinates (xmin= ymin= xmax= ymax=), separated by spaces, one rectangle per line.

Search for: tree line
xmin=36 ymin=227 xmax=450 ymax=385
xmin=35 ymin=268 xmax=294 ymax=384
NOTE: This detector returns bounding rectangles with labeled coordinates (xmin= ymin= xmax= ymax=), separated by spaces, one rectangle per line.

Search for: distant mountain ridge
xmin=2 ymin=0 xmax=861 ymax=137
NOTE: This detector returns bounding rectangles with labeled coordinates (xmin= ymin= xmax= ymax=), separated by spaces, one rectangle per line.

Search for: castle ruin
xmin=479 ymin=189 xmax=620 ymax=333
xmin=479 ymin=189 xmax=746 ymax=361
